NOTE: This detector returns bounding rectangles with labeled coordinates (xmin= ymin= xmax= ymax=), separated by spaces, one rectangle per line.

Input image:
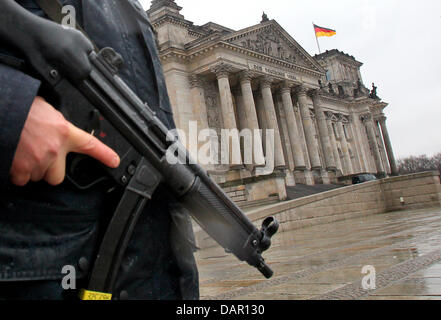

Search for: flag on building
xmin=314 ymin=24 xmax=337 ymax=38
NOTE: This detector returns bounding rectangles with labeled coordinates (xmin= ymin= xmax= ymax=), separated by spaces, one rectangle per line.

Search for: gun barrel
xmin=180 ymin=177 xmax=273 ymax=277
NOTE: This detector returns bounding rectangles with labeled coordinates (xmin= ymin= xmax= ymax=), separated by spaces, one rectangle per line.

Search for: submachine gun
xmin=0 ymin=0 xmax=279 ymax=299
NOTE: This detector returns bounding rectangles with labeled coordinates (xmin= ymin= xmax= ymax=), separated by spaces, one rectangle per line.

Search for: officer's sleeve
xmin=0 ymin=63 xmax=41 ymax=184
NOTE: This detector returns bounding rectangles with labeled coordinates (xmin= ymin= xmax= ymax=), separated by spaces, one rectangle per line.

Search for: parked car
xmin=352 ymin=174 xmax=378 ymax=185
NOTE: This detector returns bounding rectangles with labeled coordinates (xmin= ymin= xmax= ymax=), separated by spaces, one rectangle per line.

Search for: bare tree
xmin=432 ymin=153 xmax=441 ymax=173
xmin=397 ymin=153 xmax=441 ymax=175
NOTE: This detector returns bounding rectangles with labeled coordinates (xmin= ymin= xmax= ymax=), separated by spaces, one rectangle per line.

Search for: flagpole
xmin=313 ymin=22 xmax=322 ymax=54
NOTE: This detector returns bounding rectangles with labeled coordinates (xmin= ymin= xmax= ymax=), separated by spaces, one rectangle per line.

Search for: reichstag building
xmin=146 ymin=0 xmax=398 ymax=206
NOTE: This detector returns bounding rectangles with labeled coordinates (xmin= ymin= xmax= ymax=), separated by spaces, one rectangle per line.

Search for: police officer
xmin=0 ymin=0 xmax=199 ymax=300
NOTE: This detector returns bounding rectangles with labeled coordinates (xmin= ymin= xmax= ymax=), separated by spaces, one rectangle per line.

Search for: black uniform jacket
xmin=0 ymin=0 xmax=199 ymax=300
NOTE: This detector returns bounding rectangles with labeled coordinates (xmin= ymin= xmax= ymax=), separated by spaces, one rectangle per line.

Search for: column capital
xmin=238 ymin=70 xmax=255 ymax=84
xmin=259 ymin=76 xmax=274 ymax=89
xmin=211 ymin=63 xmax=234 ymax=79
xmin=279 ymin=81 xmax=294 ymax=94
xmin=188 ymin=74 xmax=204 ymax=89
xmin=360 ymin=113 xmax=373 ymax=123
xmin=310 ymin=89 xmax=326 ymax=105
xmin=336 ymin=113 xmax=349 ymax=122
xmin=324 ymin=111 xmax=334 ymax=120
xmin=377 ymin=114 xmax=387 ymax=123
xmin=294 ymin=85 xmax=309 ymax=96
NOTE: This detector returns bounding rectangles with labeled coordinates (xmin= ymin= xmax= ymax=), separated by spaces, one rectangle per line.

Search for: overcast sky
xmin=140 ymin=0 xmax=441 ymax=159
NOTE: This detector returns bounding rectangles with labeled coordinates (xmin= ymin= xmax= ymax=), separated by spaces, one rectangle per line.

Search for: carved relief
xmin=360 ymin=113 xmax=373 ymax=123
xmin=233 ymin=27 xmax=303 ymax=65
xmin=337 ymin=113 xmax=349 ymax=123
xmin=203 ymin=80 xmax=223 ymax=135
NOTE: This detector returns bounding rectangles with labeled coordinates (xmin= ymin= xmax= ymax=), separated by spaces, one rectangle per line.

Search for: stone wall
xmin=193 ymin=171 xmax=441 ymax=249
xmin=381 ymin=171 xmax=441 ymax=212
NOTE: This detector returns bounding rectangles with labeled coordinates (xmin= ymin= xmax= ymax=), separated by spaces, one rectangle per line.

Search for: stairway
xmin=286 ymin=184 xmax=344 ymax=200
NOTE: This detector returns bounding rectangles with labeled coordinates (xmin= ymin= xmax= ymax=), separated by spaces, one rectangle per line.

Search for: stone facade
xmin=146 ymin=0 xmax=399 ymax=205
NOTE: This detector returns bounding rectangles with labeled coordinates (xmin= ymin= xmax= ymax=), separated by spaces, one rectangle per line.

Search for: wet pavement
xmin=195 ymin=207 xmax=441 ymax=300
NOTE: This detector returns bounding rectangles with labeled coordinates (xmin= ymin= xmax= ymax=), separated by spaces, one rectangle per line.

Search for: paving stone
xmin=197 ymin=207 xmax=441 ymax=300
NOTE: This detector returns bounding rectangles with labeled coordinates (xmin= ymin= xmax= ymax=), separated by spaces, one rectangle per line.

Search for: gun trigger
xmin=88 ymin=109 xmax=101 ymax=137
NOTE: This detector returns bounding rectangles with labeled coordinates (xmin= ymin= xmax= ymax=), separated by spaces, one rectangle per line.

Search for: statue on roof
xmin=261 ymin=12 xmax=269 ymax=23
xmin=369 ymin=83 xmax=379 ymax=99
xmin=328 ymin=82 xmax=335 ymax=95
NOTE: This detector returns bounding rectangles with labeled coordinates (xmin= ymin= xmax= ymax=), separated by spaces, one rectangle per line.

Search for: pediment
xmin=331 ymin=114 xmax=339 ymax=122
xmin=223 ymin=20 xmax=325 ymax=73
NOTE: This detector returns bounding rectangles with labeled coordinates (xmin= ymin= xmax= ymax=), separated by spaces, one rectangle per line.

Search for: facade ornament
xmin=295 ymin=85 xmax=309 ymax=96
xmin=279 ymin=80 xmax=293 ymax=94
xmin=238 ymin=70 xmax=255 ymax=83
xmin=360 ymin=113 xmax=372 ymax=123
xmin=328 ymin=82 xmax=335 ymax=95
xmin=353 ymin=78 xmax=363 ymax=97
xmin=238 ymin=28 xmax=297 ymax=63
xmin=311 ymin=88 xmax=325 ymax=100
xmin=369 ymin=82 xmax=379 ymax=100
xmin=324 ymin=111 xmax=334 ymax=121
xmin=337 ymin=113 xmax=348 ymax=122
xmin=259 ymin=76 xmax=273 ymax=89
xmin=318 ymin=79 xmax=323 ymax=89
xmin=211 ymin=63 xmax=234 ymax=78
xmin=188 ymin=74 xmax=204 ymax=88
xmin=374 ymin=113 xmax=387 ymax=123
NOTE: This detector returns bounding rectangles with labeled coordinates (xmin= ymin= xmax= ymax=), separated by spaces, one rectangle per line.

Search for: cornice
xmin=159 ymin=41 xmax=325 ymax=79
xmin=151 ymin=14 xmax=207 ymax=38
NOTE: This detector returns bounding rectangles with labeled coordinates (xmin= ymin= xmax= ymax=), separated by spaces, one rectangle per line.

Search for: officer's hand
xmin=10 ymin=96 xmax=120 ymax=186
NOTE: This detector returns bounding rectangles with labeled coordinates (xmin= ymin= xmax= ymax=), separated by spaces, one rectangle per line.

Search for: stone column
xmin=280 ymin=82 xmax=306 ymax=171
xmin=273 ymin=96 xmax=296 ymax=186
xmin=211 ymin=63 xmax=242 ymax=167
xmin=260 ymin=77 xmax=286 ymax=170
xmin=349 ymin=111 xmax=367 ymax=173
xmin=311 ymin=91 xmax=336 ymax=172
xmin=378 ymin=115 xmax=399 ymax=176
xmin=361 ymin=113 xmax=385 ymax=176
xmin=238 ymin=71 xmax=265 ymax=168
xmin=346 ymin=115 xmax=362 ymax=173
xmin=188 ymin=75 xmax=210 ymax=164
xmin=296 ymin=86 xmax=322 ymax=170
xmin=325 ymin=111 xmax=343 ymax=174
xmin=189 ymin=75 xmax=209 ymax=128
xmin=336 ymin=114 xmax=354 ymax=175
xmin=374 ymin=119 xmax=391 ymax=175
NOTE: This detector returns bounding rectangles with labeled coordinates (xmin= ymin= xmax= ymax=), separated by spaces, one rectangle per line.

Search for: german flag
xmin=314 ymin=24 xmax=336 ymax=38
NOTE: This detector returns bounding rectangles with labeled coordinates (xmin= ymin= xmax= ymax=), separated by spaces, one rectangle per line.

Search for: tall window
xmin=332 ymin=122 xmax=338 ymax=139
xmin=343 ymin=124 xmax=349 ymax=140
